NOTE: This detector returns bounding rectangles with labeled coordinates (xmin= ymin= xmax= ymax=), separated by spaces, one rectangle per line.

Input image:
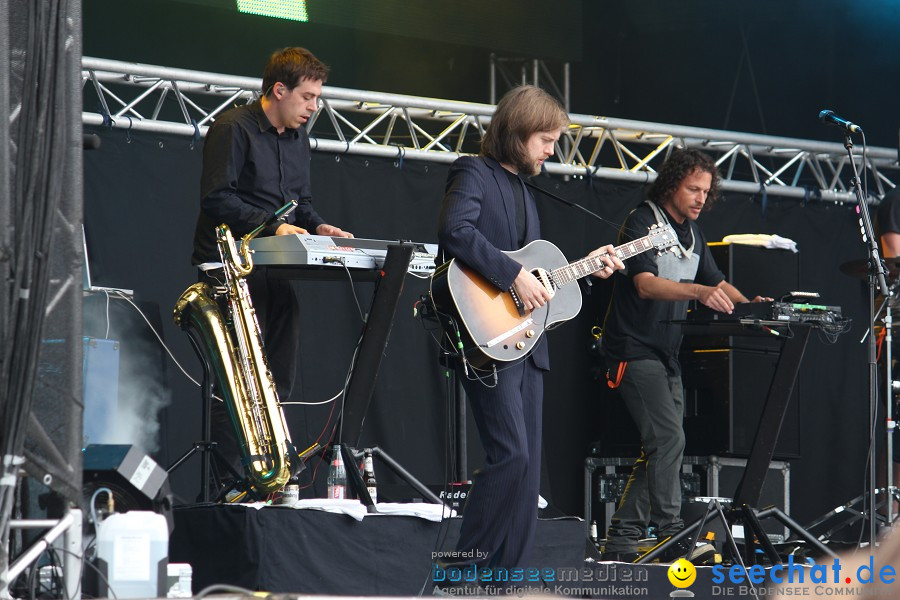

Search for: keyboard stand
xmin=638 ymin=320 xmax=836 ymax=564
xmin=339 ymin=243 xmax=442 ymax=505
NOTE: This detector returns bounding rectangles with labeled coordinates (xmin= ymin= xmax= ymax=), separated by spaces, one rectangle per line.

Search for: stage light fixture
xmin=236 ymin=0 xmax=308 ymax=22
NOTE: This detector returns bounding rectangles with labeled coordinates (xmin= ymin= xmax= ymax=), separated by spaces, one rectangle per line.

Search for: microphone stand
xmin=843 ymin=131 xmax=891 ymax=546
xmin=884 ymin=294 xmax=896 ymax=525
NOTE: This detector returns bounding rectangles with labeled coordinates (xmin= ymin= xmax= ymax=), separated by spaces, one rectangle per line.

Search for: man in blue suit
xmin=437 ymin=85 xmax=624 ymax=578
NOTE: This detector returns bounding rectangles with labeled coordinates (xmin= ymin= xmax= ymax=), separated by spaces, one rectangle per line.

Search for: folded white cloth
xmin=247 ymin=498 xmax=369 ymax=521
xmin=247 ymin=498 xmax=455 ymax=522
xmin=721 ymin=234 xmax=798 ymax=253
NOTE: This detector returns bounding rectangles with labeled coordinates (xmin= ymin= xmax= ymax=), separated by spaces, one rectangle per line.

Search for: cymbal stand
xmin=883 ymin=292 xmax=899 ymax=524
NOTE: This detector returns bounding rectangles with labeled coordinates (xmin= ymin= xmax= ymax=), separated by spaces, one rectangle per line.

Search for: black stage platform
xmin=168 ymin=504 xmax=822 ymax=598
xmin=169 ymin=504 xmax=585 ymax=595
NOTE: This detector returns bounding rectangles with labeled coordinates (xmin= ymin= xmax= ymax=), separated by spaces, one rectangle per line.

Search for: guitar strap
xmin=645 ymin=201 xmax=701 ymax=325
xmin=606 ymin=360 xmax=627 ymax=389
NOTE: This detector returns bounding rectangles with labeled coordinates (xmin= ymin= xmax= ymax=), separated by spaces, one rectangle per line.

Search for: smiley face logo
xmin=667 ymin=558 xmax=696 ymax=588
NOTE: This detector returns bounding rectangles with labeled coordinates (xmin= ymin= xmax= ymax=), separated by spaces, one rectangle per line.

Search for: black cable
xmin=339 ymin=269 xmax=390 ymax=444
xmin=46 ymin=547 xmax=66 ymax=600
xmin=320 ymin=335 xmax=360 ymax=473
xmin=524 ymin=179 xmax=646 ymax=239
xmin=417 ymin=287 xmax=542 ymax=389
xmin=418 ymin=374 xmax=455 ymax=597
xmin=335 ymin=258 xmax=366 ymax=322
xmin=296 ymin=308 xmax=367 ymax=495
xmin=412 ymin=296 xmax=473 ymax=594
xmin=26 ymin=553 xmax=39 ymax=600
xmin=49 ymin=545 xmax=118 ymax=600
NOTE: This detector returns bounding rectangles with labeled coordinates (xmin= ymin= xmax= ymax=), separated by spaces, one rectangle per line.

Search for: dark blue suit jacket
xmin=437 ymin=155 xmax=549 ymax=370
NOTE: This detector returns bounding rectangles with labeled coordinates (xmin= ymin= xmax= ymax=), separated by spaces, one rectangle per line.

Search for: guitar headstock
xmin=647 ymin=223 xmax=678 ymax=254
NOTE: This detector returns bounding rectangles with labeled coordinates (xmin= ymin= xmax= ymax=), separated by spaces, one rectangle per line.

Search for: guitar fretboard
xmin=552 ymin=235 xmax=657 ymax=286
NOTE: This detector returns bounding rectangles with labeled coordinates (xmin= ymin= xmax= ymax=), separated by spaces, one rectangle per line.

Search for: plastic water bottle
xmin=327 ymin=445 xmax=346 ymax=499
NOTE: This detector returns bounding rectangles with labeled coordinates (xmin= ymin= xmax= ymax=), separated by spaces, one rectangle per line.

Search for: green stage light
xmin=236 ymin=0 xmax=309 ymax=22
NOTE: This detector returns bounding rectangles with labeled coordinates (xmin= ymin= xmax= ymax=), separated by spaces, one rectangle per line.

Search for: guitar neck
xmin=551 ymin=235 xmax=657 ymax=286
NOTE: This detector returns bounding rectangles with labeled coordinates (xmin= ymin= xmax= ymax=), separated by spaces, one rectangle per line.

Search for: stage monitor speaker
xmin=681 ymin=244 xmax=802 ymax=458
xmin=681 ymin=348 xmax=800 ymax=458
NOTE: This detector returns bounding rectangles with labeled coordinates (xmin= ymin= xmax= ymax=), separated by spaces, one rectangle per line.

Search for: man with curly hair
xmin=599 ymin=148 xmax=767 ymax=563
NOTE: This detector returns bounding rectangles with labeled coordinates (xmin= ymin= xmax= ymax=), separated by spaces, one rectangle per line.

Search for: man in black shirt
xmin=192 ymin=47 xmax=352 ymax=474
xmin=600 ymin=149 xmax=766 ymax=562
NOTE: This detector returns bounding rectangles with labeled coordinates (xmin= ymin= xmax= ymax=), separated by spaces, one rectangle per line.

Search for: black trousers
xmin=455 ymin=358 xmax=544 ymax=571
xmin=198 ymin=267 xmax=301 ymax=478
xmin=604 ymin=358 xmax=686 ymax=552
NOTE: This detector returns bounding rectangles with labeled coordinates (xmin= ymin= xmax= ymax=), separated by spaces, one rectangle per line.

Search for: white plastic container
xmin=96 ymin=511 xmax=168 ymax=598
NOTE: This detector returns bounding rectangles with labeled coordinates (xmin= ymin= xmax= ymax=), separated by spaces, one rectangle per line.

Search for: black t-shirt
xmin=602 ymin=201 xmax=725 ymax=374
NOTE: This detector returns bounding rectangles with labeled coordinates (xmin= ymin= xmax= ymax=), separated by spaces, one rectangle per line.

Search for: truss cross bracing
xmin=82 ymin=57 xmax=898 ymax=202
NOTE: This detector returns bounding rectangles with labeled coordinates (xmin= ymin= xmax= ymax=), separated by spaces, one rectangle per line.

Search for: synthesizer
xmin=690 ymin=300 xmax=843 ymax=324
xmin=247 ymin=234 xmax=438 ymax=274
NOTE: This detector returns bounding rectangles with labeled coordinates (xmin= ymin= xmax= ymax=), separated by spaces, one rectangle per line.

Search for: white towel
xmin=721 ymin=234 xmax=798 ymax=253
xmin=249 ymin=498 xmax=456 ymax=522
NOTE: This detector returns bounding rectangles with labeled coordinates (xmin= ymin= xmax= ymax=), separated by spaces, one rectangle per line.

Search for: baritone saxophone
xmin=173 ymin=201 xmax=300 ymax=495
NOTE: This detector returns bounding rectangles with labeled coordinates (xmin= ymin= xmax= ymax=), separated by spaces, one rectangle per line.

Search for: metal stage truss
xmin=82 ymin=57 xmax=898 ymax=202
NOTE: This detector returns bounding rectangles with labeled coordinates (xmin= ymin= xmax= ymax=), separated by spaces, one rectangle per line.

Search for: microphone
xmin=819 ymin=109 xmax=861 ymax=133
xmin=245 ymin=200 xmax=298 ymax=241
xmin=264 ymin=199 xmax=298 ymax=228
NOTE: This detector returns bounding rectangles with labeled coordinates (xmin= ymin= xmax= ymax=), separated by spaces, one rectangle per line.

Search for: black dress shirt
xmin=192 ymin=101 xmax=325 ymax=265
xmin=502 ymin=168 xmax=527 ymax=247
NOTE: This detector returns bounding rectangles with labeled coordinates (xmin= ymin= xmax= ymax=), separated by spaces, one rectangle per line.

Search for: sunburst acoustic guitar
xmin=429 ymin=224 xmax=678 ymax=368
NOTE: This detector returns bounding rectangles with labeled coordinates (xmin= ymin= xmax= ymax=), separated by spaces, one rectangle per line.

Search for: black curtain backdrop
xmin=84 ymin=126 xmax=871 ymax=526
